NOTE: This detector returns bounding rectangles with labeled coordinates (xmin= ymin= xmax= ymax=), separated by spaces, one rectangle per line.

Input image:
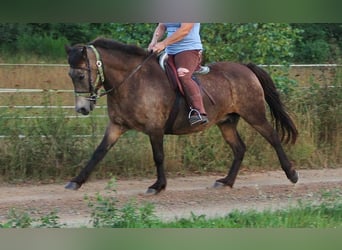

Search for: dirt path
xmin=0 ymin=168 xmax=341 ymax=227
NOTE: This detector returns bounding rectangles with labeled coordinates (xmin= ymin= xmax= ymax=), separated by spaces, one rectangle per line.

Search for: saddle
xmin=159 ymin=51 xmax=210 ymax=75
xmin=158 ymin=51 xmax=211 ymax=97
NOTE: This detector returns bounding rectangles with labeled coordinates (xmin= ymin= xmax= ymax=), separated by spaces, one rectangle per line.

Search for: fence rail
xmin=0 ymin=88 xmax=73 ymax=93
xmin=0 ymin=63 xmax=340 ymax=67
xmin=0 ymin=63 xmax=340 ymax=138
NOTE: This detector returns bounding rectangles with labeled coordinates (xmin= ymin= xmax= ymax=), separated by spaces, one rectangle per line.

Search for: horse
xmin=64 ymin=37 xmax=298 ymax=194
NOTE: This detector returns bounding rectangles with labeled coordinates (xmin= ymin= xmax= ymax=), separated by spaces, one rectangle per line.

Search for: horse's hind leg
xmin=214 ymin=114 xmax=246 ymax=188
xmin=247 ymin=118 xmax=298 ymax=183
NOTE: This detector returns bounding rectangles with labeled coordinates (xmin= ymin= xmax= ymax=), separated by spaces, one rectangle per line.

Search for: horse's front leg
xmin=146 ymin=132 xmax=167 ymax=195
xmin=65 ymin=122 xmax=125 ymax=190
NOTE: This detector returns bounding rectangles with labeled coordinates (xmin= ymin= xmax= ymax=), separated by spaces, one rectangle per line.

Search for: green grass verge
xmin=163 ymin=200 xmax=342 ymax=228
xmin=1 ymin=179 xmax=341 ymax=228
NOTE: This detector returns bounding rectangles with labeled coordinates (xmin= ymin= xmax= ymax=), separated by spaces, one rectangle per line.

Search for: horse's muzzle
xmin=77 ymin=107 xmax=90 ymax=115
xmin=75 ymin=96 xmax=95 ymax=115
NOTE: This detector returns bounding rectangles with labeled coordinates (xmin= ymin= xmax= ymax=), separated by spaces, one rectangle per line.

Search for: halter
xmin=73 ymin=45 xmax=155 ymax=103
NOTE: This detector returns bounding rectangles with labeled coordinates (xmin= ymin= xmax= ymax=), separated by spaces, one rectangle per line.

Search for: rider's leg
xmin=174 ymin=50 xmax=208 ymax=125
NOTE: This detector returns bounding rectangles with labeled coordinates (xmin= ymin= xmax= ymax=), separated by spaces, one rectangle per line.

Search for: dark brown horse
xmin=65 ymin=38 xmax=298 ymax=194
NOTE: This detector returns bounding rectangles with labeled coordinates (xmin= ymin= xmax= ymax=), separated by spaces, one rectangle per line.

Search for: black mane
xmin=89 ymin=37 xmax=149 ymax=57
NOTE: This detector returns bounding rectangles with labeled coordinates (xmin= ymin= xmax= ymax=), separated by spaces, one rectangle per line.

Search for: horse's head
xmin=65 ymin=44 xmax=103 ymax=115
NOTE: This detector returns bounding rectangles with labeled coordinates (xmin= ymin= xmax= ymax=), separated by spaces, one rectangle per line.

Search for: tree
xmin=1 ymin=23 xmax=340 ymax=64
xmin=201 ymin=23 xmax=302 ymax=64
xmin=291 ymin=23 xmax=342 ymax=63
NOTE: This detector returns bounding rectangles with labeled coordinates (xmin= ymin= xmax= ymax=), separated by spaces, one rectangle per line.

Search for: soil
xmin=0 ymin=168 xmax=341 ymax=227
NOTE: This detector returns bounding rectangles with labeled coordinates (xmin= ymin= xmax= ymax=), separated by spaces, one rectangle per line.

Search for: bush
xmin=16 ymin=34 xmax=68 ymax=61
xmin=295 ymin=39 xmax=331 ymax=63
xmin=286 ymin=68 xmax=341 ymax=168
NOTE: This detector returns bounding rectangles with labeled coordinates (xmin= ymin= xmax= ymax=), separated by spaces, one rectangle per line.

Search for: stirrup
xmin=194 ymin=66 xmax=210 ymax=75
xmin=188 ymin=108 xmax=208 ymax=126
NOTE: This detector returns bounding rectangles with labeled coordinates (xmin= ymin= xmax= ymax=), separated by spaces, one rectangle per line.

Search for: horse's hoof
xmin=145 ymin=188 xmax=158 ymax=195
xmin=289 ymin=171 xmax=299 ymax=184
xmin=212 ymin=181 xmax=225 ymax=189
xmin=65 ymin=182 xmax=81 ymax=190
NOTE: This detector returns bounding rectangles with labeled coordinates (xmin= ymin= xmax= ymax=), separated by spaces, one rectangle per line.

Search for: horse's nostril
xmin=77 ymin=107 xmax=89 ymax=115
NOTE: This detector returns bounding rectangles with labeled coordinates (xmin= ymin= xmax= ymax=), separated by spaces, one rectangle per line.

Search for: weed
xmin=0 ymin=208 xmax=33 ymax=228
xmin=0 ymin=208 xmax=65 ymax=228
xmin=85 ymin=178 xmax=158 ymax=228
xmin=35 ymin=211 xmax=66 ymax=228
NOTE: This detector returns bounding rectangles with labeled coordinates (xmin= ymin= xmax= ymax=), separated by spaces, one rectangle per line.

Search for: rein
xmin=114 ymin=51 xmax=155 ymax=91
xmin=82 ymin=45 xmax=155 ymax=101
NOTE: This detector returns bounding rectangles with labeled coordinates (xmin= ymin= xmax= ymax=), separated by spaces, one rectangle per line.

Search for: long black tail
xmin=245 ymin=63 xmax=298 ymax=144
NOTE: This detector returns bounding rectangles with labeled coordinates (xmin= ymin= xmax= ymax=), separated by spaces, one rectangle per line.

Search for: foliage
xmin=16 ymin=33 xmax=69 ymax=61
xmin=0 ymin=23 xmax=341 ymax=64
xmin=85 ymin=178 xmax=158 ymax=228
xmin=0 ymin=208 xmax=65 ymax=228
xmin=0 ymin=208 xmax=33 ymax=228
xmin=102 ymin=23 xmax=156 ymax=47
xmin=0 ymin=24 xmax=25 ymax=46
xmin=201 ymin=23 xmax=301 ymax=64
xmin=291 ymin=23 xmax=342 ymax=63
xmin=0 ymin=100 xmax=106 ymax=181
xmin=286 ymin=69 xmax=342 ymax=167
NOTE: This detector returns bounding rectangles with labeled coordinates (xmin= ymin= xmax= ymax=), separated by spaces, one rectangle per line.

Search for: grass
xmin=163 ymin=200 xmax=342 ymax=228
xmin=1 ymin=179 xmax=341 ymax=228
xmin=160 ymin=189 xmax=342 ymax=228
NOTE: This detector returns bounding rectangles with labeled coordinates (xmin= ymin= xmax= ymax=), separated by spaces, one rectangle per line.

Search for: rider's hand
xmin=150 ymin=41 xmax=166 ymax=54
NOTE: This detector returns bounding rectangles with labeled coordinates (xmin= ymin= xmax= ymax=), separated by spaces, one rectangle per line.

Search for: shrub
xmin=85 ymin=178 xmax=158 ymax=228
xmin=16 ymin=34 xmax=68 ymax=61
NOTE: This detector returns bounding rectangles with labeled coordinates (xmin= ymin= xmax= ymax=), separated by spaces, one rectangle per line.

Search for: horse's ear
xmin=65 ymin=45 xmax=72 ymax=55
xmin=81 ymin=46 xmax=88 ymax=57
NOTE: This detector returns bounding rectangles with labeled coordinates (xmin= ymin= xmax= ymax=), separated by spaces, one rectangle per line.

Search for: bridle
xmin=71 ymin=45 xmax=106 ymax=103
xmin=72 ymin=45 xmax=155 ymax=103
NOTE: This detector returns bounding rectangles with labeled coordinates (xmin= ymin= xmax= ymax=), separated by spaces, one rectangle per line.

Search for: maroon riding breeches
xmin=168 ymin=50 xmax=207 ymax=115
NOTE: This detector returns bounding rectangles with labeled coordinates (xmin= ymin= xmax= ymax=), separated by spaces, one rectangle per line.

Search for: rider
xmin=148 ymin=23 xmax=208 ymax=126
